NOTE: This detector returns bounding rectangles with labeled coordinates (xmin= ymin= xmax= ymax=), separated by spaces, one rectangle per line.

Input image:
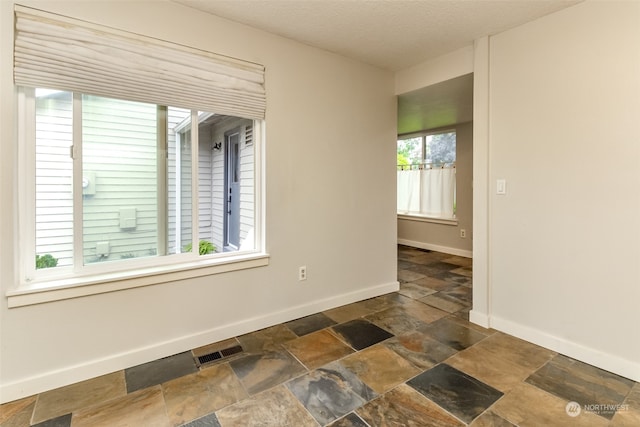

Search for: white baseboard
xmin=469 ymin=309 xmax=490 ymax=328
xmin=0 ymin=281 xmax=399 ymax=404
xmin=398 ymin=238 xmax=472 ymax=258
xmin=490 ymin=315 xmax=640 ymax=383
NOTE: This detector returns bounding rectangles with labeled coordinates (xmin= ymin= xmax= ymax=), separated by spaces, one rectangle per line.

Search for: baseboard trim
xmin=398 ymin=238 xmax=472 ymax=258
xmin=0 ymin=281 xmax=399 ymax=404
xmin=491 ymin=315 xmax=640 ymax=383
xmin=469 ymin=309 xmax=490 ymax=328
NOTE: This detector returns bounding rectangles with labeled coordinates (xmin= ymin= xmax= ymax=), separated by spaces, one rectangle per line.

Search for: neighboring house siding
xmin=81 ymin=96 xmax=158 ymax=263
xmin=211 ymin=137 xmax=225 ymax=252
xmin=166 ymin=108 xmax=187 ymax=254
xmin=35 ymin=94 xmax=73 ymax=267
xmin=239 ymin=122 xmax=254 ymax=245
xmin=35 ymin=99 xmax=253 ymax=264
xmin=210 ymin=117 xmax=254 ymax=251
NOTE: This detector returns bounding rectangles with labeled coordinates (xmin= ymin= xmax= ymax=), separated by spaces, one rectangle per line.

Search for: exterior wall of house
xmin=208 ymin=117 xmax=254 ymax=251
xmin=33 ymin=97 xmax=253 ymax=264
xmin=34 ymin=93 xmax=73 ymax=266
xmin=34 ymin=94 xmax=162 ymax=265
xmin=81 ymin=96 xmax=159 ymax=263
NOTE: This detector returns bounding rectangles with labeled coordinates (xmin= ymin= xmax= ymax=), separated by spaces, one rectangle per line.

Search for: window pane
xmin=35 ymin=89 xmax=73 ymax=270
xmin=82 ymin=95 xmax=158 ymax=264
xmin=202 ymin=116 xmax=255 ymax=254
xmin=167 ymin=107 xmax=191 ymax=254
xmin=397 ymin=137 xmax=422 ymax=167
xmin=425 ymin=131 xmax=456 ymax=165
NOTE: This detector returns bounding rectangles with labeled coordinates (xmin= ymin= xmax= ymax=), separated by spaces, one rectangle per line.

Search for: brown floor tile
xmin=365 ymin=306 xmax=431 ymax=336
xmin=31 ymin=371 xmax=126 ymax=424
xmin=326 ymin=412 xmax=368 ymax=427
xmin=236 ymin=324 xmax=298 ymax=353
xmin=0 ymin=396 xmax=36 ymax=427
xmin=420 ymin=317 xmax=489 ymax=351
xmin=525 ymin=354 xmax=635 ymax=420
xmin=71 ymin=385 xmax=169 ymax=427
xmin=446 ymin=344 xmax=536 ymax=392
xmin=229 ymin=350 xmax=307 ymax=395
xmin=383 ymin=331 xmax=457 ymax=370
xmin=401 ymin=299 xmax=450 ymax=324
xmin=0 ymin=395 xmax=36 ymax=424
xmin=398 ymin=269 xmax=426 ymax=283
xmin=398 ymin=282 xmax=438 ymax=299
xmin=610 ymin=407 xmax=640 ymax=426
xmin=469 ymin=411 xmax=515 ymax=426
xmin=363 ymin=292 xmax=415 ymax=310
xmin=419 ymin=293 xmax=467 ymax=313
xmin=162 ymin=363 xmax=247 ymax=426
xmin=284 ymin=329 xmax=354 ymax=370
xmin=625 ymin=383 xmax=640 ymax=410
xmin=443 ymin=314 xmax=494 ymax=335
xmin=492 ymin=383 xmax=608 ymax=427
xmin=470 ymin=332 xmax=556 ymax=371
xmin=215 ymin=385 xmax=317 ymax=426
xmin=340 ymin=345 xmax=420 ymax=394
xmin=410 ymin=276 xmax=452 ymax=291
xmin=450 ymin=266 xmax=472 ymax=277
xmin=323 ymin=302 xmax=377 ymax=324
xmin=357 ymin=383 xmax=464 ymax=427
xmin=442 ymin=255 xmax=473 ymax=268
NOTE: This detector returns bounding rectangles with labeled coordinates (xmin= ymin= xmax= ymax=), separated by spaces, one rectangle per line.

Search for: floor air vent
xmin=196 ymin=345 xmax=243 ymax=367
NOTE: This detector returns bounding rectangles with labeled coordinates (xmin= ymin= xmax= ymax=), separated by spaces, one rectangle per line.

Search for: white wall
xmin=395 ymin=45 xmax=473 ymax=96
xmin=0 ymin=0 xmax=397 ymax=402
xmin=486 ymin=0 xmax=640 ymax=381
xmin=397 ymin=121 xmax=473 ymax=256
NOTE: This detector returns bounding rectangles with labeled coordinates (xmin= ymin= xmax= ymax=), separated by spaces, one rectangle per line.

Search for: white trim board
xmin=490 ymin=315 xmax=640 ymax=383
xmin=398 ymin=238 xmax=472 ymax=258
xmin=0 ymin=281 xmax=399 ymax=403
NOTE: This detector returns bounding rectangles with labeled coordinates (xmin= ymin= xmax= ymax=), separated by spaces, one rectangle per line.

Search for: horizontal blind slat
xmin=14 ymin=5 xmax=266 ymax=120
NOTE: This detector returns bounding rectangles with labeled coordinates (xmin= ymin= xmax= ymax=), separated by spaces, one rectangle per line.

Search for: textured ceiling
xmin=174 ymin=0 xmax=580 ymax=71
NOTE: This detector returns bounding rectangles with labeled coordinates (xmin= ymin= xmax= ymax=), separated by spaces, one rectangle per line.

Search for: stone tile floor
xmin=2 ymin=245 xmax=639 ymax=426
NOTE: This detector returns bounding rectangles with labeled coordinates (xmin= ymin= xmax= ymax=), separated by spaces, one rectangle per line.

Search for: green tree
xmin=397 ymin=137 xmax=421 ymax=165
xmin=397 ymin=153 xmax=410 ymax=168
xmin=426 ymin=132 xmax=456 ymax=164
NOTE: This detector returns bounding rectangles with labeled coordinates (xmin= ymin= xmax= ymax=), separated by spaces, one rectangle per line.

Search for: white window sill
xmin=6 ymin=253 xmax=270 ymax=308
xmin=397 ymin=213 xmax=458 ymax=226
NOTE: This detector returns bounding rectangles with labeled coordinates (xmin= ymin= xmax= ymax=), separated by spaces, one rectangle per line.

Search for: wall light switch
xmin=496 ymin=179 xmax=507 ymax=195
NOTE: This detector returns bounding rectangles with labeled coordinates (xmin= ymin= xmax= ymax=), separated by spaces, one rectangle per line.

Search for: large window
xmin=397 ymin=130 xmax=456 ymax=219
xmin=22 ymin=87 xmax=261 ymax=283
xmin=12 ymin=6 xmax=266 ymax=295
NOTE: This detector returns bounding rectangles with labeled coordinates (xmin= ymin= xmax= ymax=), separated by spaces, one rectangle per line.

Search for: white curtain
xmin=14 ymin=5 xmax=266 ymax=120
xmin=397 ymin=167 xmax=456 ymax=218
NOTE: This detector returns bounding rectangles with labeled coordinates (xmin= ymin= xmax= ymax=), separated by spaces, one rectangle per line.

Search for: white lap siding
xmin=35 ymin=97 xmax=253 ymax=265
xmin=35 ymin=94 xmax=73 ymax=267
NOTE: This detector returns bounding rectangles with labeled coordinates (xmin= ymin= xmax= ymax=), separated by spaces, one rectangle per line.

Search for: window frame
xmin=397 ymin=128 xmax=457 ymax=222
xmin=11 ymin=87 xmax=268 ymax=308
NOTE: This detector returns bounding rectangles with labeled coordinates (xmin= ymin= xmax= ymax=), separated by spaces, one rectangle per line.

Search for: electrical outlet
xmin=298 ymin=266 xmax=307 ymax=281
xmin=460 ymin=229 xmax=466 ymax=238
